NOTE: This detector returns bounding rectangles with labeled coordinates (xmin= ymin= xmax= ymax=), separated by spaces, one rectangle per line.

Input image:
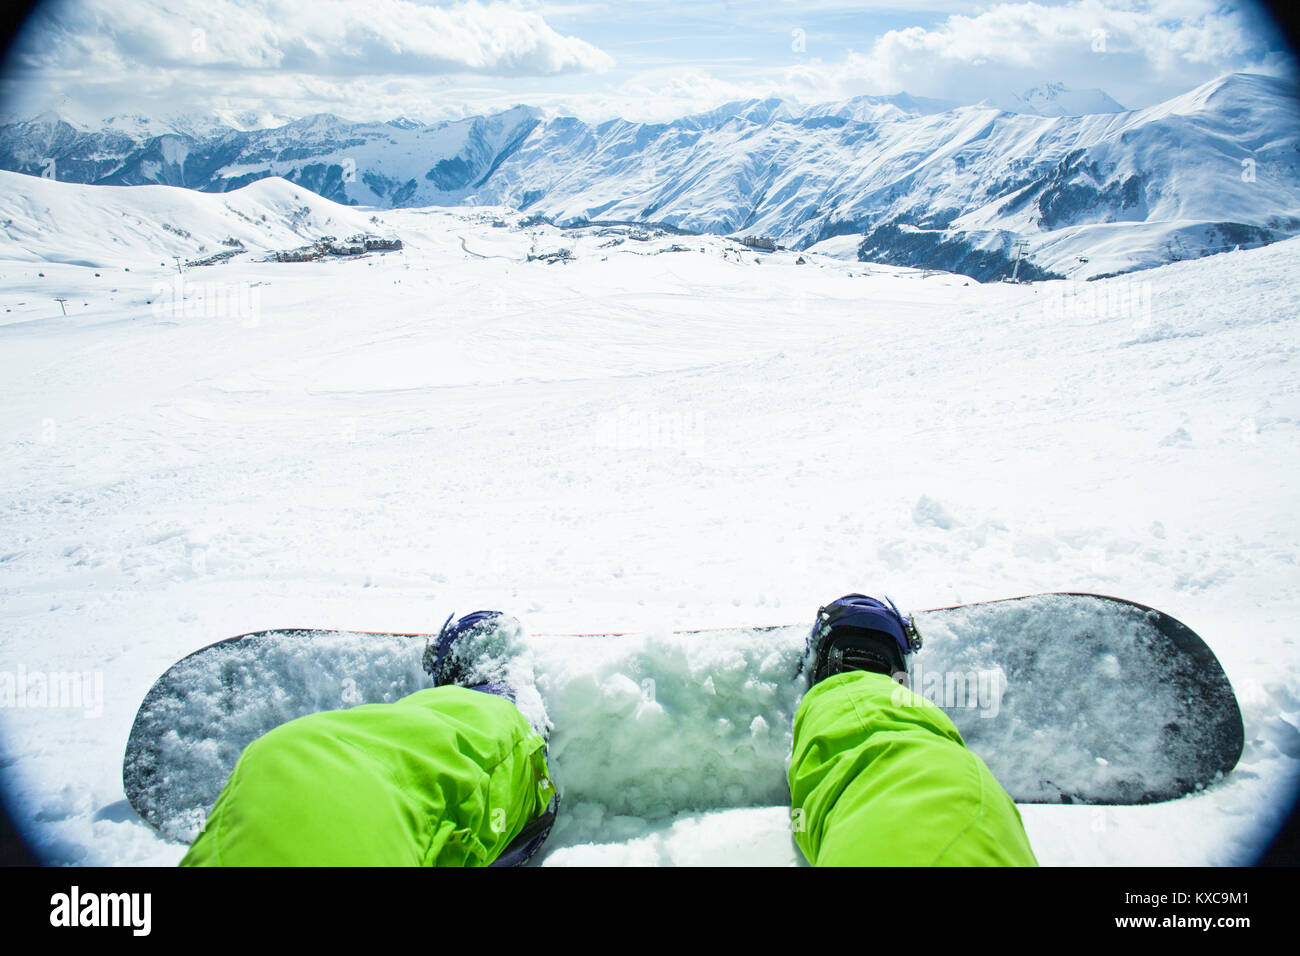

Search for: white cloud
xmin=15 ymin=0 xmax=615 ymax=76
xmin=0 ymin=0 xmax=1292 ymax=124
xmin=830 ymin=0 xmax=1291 ymax=105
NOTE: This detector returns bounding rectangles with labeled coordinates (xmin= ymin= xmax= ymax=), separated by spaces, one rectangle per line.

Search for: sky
xmin=0 ymin=0 xmax=1295 ymax=126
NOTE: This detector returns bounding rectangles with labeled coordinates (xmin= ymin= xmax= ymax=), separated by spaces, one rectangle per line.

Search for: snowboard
xmin=124 ymin=592 xmax=1244 ymax=842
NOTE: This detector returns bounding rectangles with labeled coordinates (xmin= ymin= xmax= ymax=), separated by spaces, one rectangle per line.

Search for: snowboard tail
xmin=124 ymin=592 xmax=1244 ymax=841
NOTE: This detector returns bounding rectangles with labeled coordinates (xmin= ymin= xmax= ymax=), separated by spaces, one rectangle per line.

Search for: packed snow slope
xmin=3 ymin=74 xmax=1298 ymax=280
xmin=0 ymin=173 xmax=1297 ymax=866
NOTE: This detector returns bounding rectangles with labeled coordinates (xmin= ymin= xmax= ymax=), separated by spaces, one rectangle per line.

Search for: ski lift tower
xmin=1009 ymin=239 xmax=1031 ymax=283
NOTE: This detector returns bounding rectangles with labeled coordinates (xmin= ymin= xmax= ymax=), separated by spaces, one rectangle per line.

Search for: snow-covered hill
xmin=0 ymin=175 xmax=1297 ymax=866
xmin=3 ymin=74 xmax=1298 ymax=280
xmin=983 ymin=82 xmax=1128 ymax=117
xmin=0 ymin=171 xmax=381 ymax=266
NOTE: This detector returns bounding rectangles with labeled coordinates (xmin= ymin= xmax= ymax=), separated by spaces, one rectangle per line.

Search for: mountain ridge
xmin=2 ymin=73 xmax=1297 ymax=280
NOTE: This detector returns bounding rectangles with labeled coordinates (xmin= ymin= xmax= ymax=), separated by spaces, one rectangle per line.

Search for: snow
xmin=0 ymin=173 xmax=1297 ymax=866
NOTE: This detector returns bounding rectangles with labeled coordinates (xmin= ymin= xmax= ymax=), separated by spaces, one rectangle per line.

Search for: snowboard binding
xmin=423 ymin=609 xmax=518 ymax=699
xmin=803 ymin=593 xmax=922 ymax=687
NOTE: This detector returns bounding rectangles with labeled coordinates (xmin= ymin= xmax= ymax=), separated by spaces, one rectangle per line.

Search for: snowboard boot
xmin=423 ymin=609 xmax=559 ymax=867
xmin=803 ymin=594 xmax=922 ymax=687
xmin=424 ymin=609 xmax=520 ymax=700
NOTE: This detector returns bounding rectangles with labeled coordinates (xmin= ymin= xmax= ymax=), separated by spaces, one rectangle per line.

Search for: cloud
xmin=532 ymin=1 xmax=1295 ymax=120
xmin=12 ymin=0 xmax=615 ymax=76
xmin=0 ymin=0 xmax=1292 ymax=124
xmin=830 ymin=0 xmax=1293 ymax=105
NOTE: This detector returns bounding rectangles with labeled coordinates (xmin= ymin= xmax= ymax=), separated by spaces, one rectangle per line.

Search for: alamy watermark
xmin=593 ymin=403 xmax=699 ymax=452
xmin=50 ymin=886 xmax=150 ymax=936
xmin=0 ymin=665 xmax=104 ymax=718
xmin=1042 ymin=276 xmax=1153 ymax=326
xmin=151 ymin=275 xmax=262 ymax=327
xmin=893 ymin=663 xmax=1007 ymax=718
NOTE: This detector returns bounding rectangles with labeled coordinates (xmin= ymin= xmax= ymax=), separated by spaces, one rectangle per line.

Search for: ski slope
xmin=0 ymin=172 xmax=1297 ymax=865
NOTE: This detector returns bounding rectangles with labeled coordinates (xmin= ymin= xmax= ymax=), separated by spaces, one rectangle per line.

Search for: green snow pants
xmin=789 ymin=670 xmax=1038 ymax=866
xmin=180 ymin=686 xmax=553 ymax=866
xmin=182 ymin=671 xmax=1034 ymax=866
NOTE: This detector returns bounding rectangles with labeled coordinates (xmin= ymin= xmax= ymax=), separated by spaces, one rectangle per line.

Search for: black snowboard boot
xmin=804 ymin=594 xmax=920 ymax=687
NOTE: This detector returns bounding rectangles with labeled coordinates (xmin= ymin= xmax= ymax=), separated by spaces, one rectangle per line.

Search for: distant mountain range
xmin=3 ymin=74 xmax=1298 ymax=280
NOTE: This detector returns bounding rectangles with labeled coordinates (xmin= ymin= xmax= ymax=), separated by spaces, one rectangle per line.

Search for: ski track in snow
xmin=0 ymin=174 xmax=1297 ymax=866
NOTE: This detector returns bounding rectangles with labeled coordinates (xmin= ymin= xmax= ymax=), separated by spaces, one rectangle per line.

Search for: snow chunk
xmin=913 ymin=495 xmax=959 ymax=530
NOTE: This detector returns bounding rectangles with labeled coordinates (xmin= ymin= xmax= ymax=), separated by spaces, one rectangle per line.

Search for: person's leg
xmin=181 ymin=685 xmax=554 ymax=866
xmin=789 ymin=671 xmax=1037 ymax=866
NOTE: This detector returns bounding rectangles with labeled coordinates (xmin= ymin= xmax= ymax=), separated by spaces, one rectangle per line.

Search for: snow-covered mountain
xmin=2 ymin=74 xmax=1298 ymax=280
xmin=0 ymin=105 xmax=543 ymax=209
xmin=95 ymin=110 xmax=295 ymax=139
xmin=984 ymin=81 xmax=1127 ymax=117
